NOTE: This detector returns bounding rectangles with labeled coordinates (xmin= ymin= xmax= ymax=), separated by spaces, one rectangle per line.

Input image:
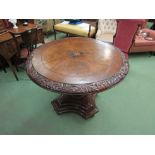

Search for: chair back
xmin=21 ymin=28 xmax=37 ymax=46
xmin=0 ymin=36 xmax=18 ymax=60
xmin=113 ymin=19 xmax=146 ymax=54
xmin=96 ymin=19 xmax=117 ymax=42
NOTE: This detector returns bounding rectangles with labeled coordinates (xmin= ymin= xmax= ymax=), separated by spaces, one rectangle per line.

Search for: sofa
xmin=130 ymin=28 xmax=155 ymax=53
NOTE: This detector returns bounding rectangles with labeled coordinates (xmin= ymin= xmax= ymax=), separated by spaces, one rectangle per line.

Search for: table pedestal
xmin=52 ymin=94 xmax=99 ymax=119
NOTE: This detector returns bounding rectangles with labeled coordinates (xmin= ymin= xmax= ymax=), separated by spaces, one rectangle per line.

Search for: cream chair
xmin=96 ymin=19 xmax=117 ymax=43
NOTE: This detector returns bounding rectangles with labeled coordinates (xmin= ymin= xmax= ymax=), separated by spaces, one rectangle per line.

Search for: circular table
xmin=26 ymin=37 xmax=129 ymax=119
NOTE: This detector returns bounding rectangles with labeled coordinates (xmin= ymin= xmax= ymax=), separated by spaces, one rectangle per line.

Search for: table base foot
xmin=52 ymin=94 xmax=99 ymax=119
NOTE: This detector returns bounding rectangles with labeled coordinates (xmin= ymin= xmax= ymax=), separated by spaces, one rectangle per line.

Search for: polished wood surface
xmin=32 ymin=37 xmax=124 ymax=84
xmin=1 ymin=23 xmax=44 ymax=44
xmin=0 ymin=32 xmax=12 ymax=43
xmin=8 ymin=23 xmax=37 ymax=35
xmin=27 ymin=37 xmax=129 ymax=119
xmin=0 ymin=24 xmax=38 ymax=43
xmin=0 ymin=22 xmax=44 ymax=81
xmin=9 ymin=23 xmax=44 ymax=45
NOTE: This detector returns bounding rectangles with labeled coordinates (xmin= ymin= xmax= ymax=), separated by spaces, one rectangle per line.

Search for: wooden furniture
xmin=0 ymin=55 xmax=7 ymax=72
xmin=17 ymin=19 xmax=35 ymax=25
xmin=0 ymin=20 xmax=44 ymax=46
xmin=53 ymin=19 xmax=98 ymax=40
xmin=37 ymin=27 xmax=45 ymax=44
xmin=0 ymin=20 xmax=7 ymax=33
xmin=0 ymin=21 xmax=44 ymax=79
xmin=9 ymin=23 xmax=45 ymax=45
xmin=16 ymin=20 xmax=45 ymax=44
xmin=9 ymin=23 xmax=44 ymax=65
xmin=0 ymin=31 xmax=12 ymax=42
xmin=0 ymin=24 xmax=38 ymax=80
xmin=26 ymin=37 xmax=129 ymax=119
xmin=0 ymin=23 xmax=43 ymax=50
xmin=20 ymin=28 xmax=38 ymax=52
xmin=8 ymin=23 xmax=37 ymax=34
xmin=0 ymin=32 xmax=19 ymax=80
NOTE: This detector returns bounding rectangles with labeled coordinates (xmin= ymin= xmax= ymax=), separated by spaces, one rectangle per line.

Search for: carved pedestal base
xmin=52 ymin=94 xmax=99 ymax=119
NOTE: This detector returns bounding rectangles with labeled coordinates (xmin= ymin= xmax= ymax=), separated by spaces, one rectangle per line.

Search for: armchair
xmin=95 ymin=19 xmax=117 ymax=43
xmin=53 ymin=19 xmax=98 ymax=40
xmin=113 ymin=19 xmax=146 ymax=57
xmin=130 ymin=28 xmax=155 ymax=53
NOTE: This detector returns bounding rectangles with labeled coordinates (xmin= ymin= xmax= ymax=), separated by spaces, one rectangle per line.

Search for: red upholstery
xmin=114 ymin=19 xmax=146 ymax=54
xmin=19 ymin=48 xmax=29 ymax=58
xmin=134 ymin=35 xmax=155 ymax=46
xmin=12 ymin=48 xmax=29 ymax=67
xmin=130 ymin=28 xmax=155 ymax=53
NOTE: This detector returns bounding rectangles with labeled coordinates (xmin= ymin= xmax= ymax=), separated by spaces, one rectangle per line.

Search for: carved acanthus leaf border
xmin=26 ymin=51 xmax=129 ymax=94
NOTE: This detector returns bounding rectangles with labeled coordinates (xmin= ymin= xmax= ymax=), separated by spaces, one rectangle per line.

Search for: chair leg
xmin=42 ymin=39 xmax=45 ymax=44
xmin=0 ymin=59 xmax=7 ymax=73
xmin=31 ymin=44 xmax=33 ymax=51
xmin=54 ymin=30 xmax=56 ymax=40
xmin=29 ymin=44 xmax=32 ymax=52
xmin=27 ymin=46 xmax=31 ymax=53
xmin=15 ymin=65 xmax=19 ymax=72
xmin=149 ymin=52 xmax=154 ymax=56
xmin=3 ymin=67 xmax=7 ymax=73
xmin=6 ymin=60 xmax=19 ymax=81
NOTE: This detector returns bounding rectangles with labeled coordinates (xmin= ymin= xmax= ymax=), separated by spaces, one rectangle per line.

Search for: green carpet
xmin=0 ymin=39 xmax=155 ymax=134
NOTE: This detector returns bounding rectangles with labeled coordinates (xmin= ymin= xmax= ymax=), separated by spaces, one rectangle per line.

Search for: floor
xmin=0 ymin=33 xmax=155 ymax=135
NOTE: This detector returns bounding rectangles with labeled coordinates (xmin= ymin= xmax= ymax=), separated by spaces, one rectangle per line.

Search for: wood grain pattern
xmin=26 ymin=37 xmax=129 ymax=118
xmin=8 ymin=23 xmax=37 ymax=35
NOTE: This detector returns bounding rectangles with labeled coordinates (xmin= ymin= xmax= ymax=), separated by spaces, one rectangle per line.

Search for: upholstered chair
xmin=130 ymin=28 xmax=155 ymax=53
xmin=53 ymin=19 xmax=98 ymax=39
xmin=113 ymin=19 xmax=146 ymax=57
xmin=96 ymin=19 xmax=117 ymax=43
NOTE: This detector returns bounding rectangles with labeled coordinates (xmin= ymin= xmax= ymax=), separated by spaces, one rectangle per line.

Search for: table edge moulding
xmin=26 ymin=37 xmax=129 ymax=119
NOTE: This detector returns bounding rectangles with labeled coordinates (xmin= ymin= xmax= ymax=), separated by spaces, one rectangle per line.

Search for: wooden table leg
xmin=52 ymin=93 xmax=99 ymax=119
xmin=6 ymin=59 xmax=19 ymax=81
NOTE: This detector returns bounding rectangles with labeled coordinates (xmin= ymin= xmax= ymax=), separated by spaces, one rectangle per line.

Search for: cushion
xmin=96 ymin=33 xmax=114 ymax=43
xmin=20 ymin=48 xmax=29 ymax=58
xmin=134 ymin=35 xmax=155 ymax=46
xmin=96 ymin=19 xmax=117 ymax=42
xmin=54 ymin=21 xmax=96 ymax=37
xmin=97 ymin=19 xmax=117 ymax=34
xmin=130 ymin=45 xmax=155 ymax=53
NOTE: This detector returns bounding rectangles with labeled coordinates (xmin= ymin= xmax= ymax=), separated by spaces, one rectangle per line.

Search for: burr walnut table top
xmin=27 ymin=37 xmax=128 ymax=94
